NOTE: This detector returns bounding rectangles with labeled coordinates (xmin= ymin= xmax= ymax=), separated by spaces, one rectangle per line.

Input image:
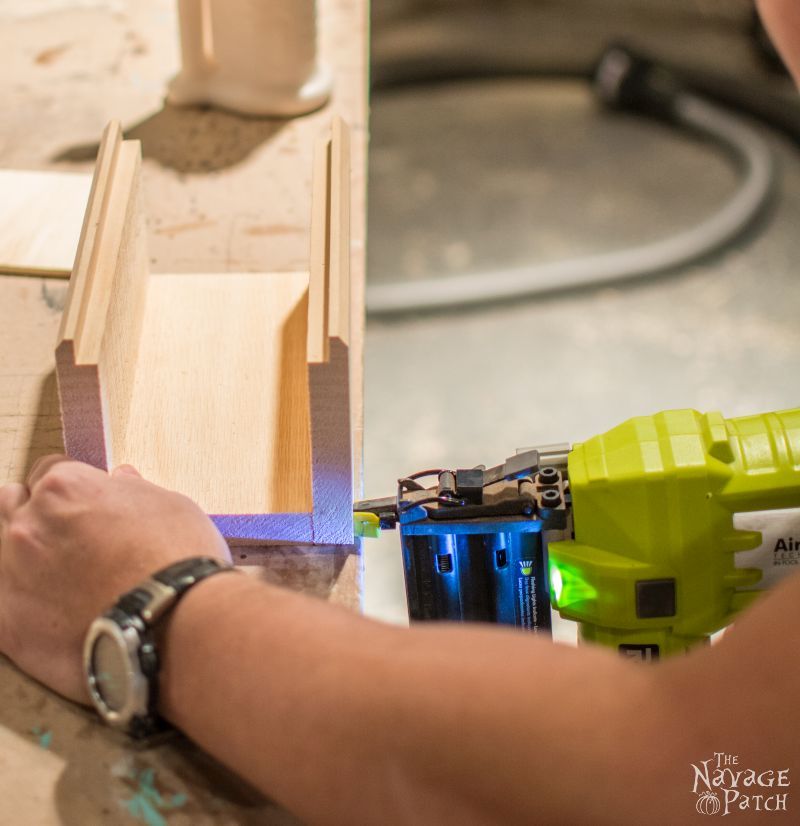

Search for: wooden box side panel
xmin=307 ymin=117 xmax=353 ymax=544
xmin=57 ymin=122 xmax=123 ymax=350
xmin=54 ymin=342 xmax=107 ymax=469
xmin=309 ymin=339 xmax=352 ymax=544
xmin=55 ymin=123 xmax=150 ymax=470
xmin=306 ymin=134 xmax=332 ymax=365
xmin=328 ymin=117 xmax=351 ymax=348
xmin=56 ymin=122 xmax=122 ymax=468
xmin=99 ymin=145 xmax=150 ymax=471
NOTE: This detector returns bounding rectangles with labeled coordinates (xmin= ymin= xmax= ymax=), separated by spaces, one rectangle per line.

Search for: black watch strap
xmin=152 ymin=556 xmax=234 ymax=600
xmin=114 ymin=556 xmax=234 ymax=630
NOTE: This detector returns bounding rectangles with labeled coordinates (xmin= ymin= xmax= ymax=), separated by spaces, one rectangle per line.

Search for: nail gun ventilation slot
xmin=437 ymin=553 xmax=454 ymax=574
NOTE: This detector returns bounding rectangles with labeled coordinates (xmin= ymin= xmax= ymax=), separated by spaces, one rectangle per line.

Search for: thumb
xmin=112 ymin=464 xmax=142 ymax=479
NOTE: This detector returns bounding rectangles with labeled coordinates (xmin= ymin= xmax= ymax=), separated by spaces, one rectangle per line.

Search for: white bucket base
xmin=167 ymin=67 xmax=332 ymax=118
xmin=168 ymin=0 xmax=331 ymax=118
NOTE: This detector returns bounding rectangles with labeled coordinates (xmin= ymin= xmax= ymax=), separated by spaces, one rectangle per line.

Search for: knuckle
xmin=6 ymin=517 xmax=34 ymax=548
xmin=36 ymin=472 xmax=66 ymax=497
xmin=37 ymin=463 xmax=79 ymax=495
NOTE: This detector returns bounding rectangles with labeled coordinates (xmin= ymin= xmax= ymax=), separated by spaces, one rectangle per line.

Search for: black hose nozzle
xmin=594 ymin=44 xmax=684 ymax=121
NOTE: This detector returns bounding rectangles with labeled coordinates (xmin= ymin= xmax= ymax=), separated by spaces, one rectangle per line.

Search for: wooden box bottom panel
xmin=122 ymin=271 xmax=313 ymax=517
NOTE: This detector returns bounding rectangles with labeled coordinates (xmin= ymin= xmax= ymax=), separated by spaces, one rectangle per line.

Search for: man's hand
xmin=0 ymin=456 xmax=231 ymax=704
xmin=757 ymin=0 xmax=800 ymax=84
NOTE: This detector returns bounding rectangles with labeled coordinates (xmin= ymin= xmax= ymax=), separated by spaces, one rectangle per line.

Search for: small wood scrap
xmin=0 ymin=170 xmax=90 ymax=277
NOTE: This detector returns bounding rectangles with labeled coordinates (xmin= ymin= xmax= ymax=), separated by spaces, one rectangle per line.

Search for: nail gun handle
xmin=719 ymin=408 xmax=800 ymax=512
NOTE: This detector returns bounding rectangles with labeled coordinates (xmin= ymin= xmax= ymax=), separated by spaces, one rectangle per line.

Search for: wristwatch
xmin=84 ymin=556 xmax=236 ymax=738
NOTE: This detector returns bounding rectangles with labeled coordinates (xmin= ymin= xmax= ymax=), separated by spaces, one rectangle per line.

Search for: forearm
xmin=158 ymin=574 xmax=667 ymax=825
xmin=140 ymin=556 xmax=800 ymax=826
xmin=159 ymin=573 xmax=419 ymax=819
xmin=658 ymin=572 xmax=800 ymax=783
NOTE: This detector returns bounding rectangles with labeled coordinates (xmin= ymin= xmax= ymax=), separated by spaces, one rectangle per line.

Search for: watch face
xmin=91 ymin=632 xmax=130 ymax=713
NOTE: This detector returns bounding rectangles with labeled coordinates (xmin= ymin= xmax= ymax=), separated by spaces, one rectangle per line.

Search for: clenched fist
xmin=0 ymin=456 xmax=231 ymax=703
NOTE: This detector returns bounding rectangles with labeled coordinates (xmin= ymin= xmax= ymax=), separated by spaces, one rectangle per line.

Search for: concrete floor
xmin=362 ymin=1 xmax=800 ymax=625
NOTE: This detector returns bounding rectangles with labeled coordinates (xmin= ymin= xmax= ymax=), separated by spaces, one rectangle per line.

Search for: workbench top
xmin=0 ymin=0 xmax=367 ymax=821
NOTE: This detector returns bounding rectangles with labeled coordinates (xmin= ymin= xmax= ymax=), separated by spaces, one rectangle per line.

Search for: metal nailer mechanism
xmin=355 ymin=445 xmax=572 ymax=632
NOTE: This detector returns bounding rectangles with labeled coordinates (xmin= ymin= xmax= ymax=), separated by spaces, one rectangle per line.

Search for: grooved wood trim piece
xmin=55 ymin=119 xmax=354 ymax=546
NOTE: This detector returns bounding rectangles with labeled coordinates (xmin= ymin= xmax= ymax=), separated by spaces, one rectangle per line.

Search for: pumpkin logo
xmin=519 ymin=560 xmax=534 ymax=576
xmin=696 ymin=790 xmax=721 ymax=815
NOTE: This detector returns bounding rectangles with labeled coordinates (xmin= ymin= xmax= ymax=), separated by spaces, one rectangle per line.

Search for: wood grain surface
xmin=129 ymin=272 xmax=314 ymax=516
xmin=0 ymin=170 xmax=90 ymax=276
xmin=308 ymin=118 xmax=354 ymax=545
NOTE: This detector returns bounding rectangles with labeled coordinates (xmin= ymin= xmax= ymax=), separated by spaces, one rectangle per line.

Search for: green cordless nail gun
xmin=354 ymin=408 xmax=800 ymax=659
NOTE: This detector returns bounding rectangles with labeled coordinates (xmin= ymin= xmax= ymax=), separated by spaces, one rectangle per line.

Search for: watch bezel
xmin=84 ymin=616 xmax=151 ymax=729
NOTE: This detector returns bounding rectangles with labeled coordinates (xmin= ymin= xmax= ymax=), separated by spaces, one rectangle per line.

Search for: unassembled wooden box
xmin=56 ymin=119 xmax=354 ymax=545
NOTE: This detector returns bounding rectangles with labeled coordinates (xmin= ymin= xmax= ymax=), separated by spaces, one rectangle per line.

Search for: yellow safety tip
xmin=353 ymin=511 xmax=381 ymax=539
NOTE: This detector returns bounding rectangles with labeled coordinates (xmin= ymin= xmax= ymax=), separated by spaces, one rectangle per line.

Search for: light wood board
xmin=129 ymin=271 xmax=314 ymax=516
xmin=0 ymin=170 xmax=90 ymax=276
